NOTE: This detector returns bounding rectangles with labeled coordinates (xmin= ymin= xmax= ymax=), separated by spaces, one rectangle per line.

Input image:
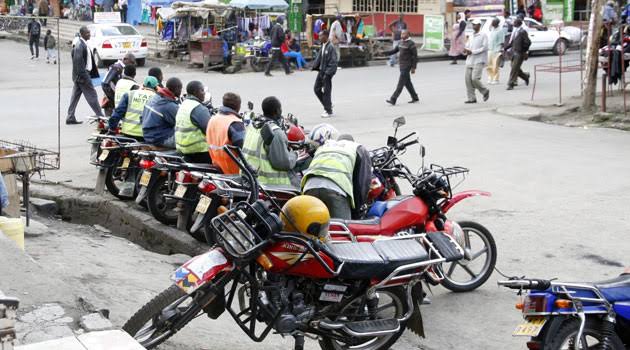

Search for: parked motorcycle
xmin=246 ymin=38 xmax=272 ymax=72
xmin=498 ymin=274 xmax=630 ymax=349
xmin=123 ymin=146 xmax=465 ymax=350
xmin=330 ymin=116 xmax=496 ymax=293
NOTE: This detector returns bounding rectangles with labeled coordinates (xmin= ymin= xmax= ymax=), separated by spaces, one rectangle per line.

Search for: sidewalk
xmin=15 ymin=330 xmax=144 ymax=350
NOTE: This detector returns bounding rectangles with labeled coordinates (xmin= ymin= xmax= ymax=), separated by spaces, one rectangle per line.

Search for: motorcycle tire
xmin=250 ymin=57 xmax=266 ymax=72
xmin=104 ymin=156 xmax=130 ymax=200
xmin=123 ymin=284 xmax=200 ymax=349
xmin=318 ymin=287 xmax=409 ymax=350
xmin=438 ymin=221 xmax=496 ymax=293
xmin=147 ymin=176 xmax=178 ymax=225
xmin=543 ymin=318 xmax=624 ymax=350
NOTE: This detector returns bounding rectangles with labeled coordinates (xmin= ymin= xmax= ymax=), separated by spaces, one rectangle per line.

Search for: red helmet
xmin=287 ymin=125 xmax=306 ymax=143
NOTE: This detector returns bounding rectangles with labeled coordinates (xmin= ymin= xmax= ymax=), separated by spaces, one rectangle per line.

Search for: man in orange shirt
xmin=206 ymin=92 xmax=246 ymax=174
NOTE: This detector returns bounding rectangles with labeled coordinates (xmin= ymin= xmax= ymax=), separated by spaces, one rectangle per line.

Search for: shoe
xmin=483 ymin=90 xmax=490 ymax=102
xmin=320 ymin=112 xmax=333 ymax=118
xmin=386 ymin=99 xmax=396 ymax=106
xmin=30 ymin=55 xmax=35 ymax=60
xmin=506 ymin=85 xmax=514 ymax=90
xmin=464 ymin=100 xmax=477 ymax=104
xmin=65 ymin=119 xmax=83 ymax=125
xmin=265 ymin=72 xmax=272 ymax=77
xmin=54 ymin=60 xmax=57 ymax=64
xmin=408 ymin=98 xmax=419 ymax=104
xmin=285 ymin=70 xmax=293 ymax=75
xmin=450 ymin=61 xmax=457 ymax=65
xmin=524 ymin=73 xmax=530 ymax=86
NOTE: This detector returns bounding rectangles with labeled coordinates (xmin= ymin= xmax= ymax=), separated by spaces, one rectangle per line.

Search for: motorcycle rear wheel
xmin=318 ymin=287 xmax=409 ymax=350
xmin=250 ymin=57 xmax=266 ymax=72
xmin=105 ymin=156 xmax=138 ymax=200
xmin=123 ymin=284 xmax=201 ymax=349
xmin=544 ymin=318 xmax=624 ymax=350
xmin=437 ymin=221 xmax=496 ymax=293
xmin=147 ymin=176 xmax=178 ymax=225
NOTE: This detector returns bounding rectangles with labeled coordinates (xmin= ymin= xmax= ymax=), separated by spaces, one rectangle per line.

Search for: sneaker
xmin=408 ymin=98 xmax=419 ymax=104
xmin=30 ymin=55 xmax=35 ymax=60
xmin=54 ymin=60 xmax=57 ymax=64
xmin=320 ymin=112 xmax=333 ymax=118
xmin=265 ymin=72 xmax=272 ymax=77
xmin=464 ymin=100 xmax=477 ymax=104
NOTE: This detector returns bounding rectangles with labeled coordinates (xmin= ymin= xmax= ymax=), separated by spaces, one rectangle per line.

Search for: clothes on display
xmin=237 ymin=15 xmax=271 ymax=38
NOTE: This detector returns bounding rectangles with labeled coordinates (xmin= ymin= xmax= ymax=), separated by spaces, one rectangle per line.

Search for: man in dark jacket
xmin=264 ymin=17 xmax=291 ymax=76
xmin=27 ymin=16 xmax=41 ymax=59
xmin=66 ymin=26 xmax=103 ymax=125
xmin=506 ymin=18 xmax=531 ymax=90
xmin=312 ymin=30 xmax=338 ymax=118
xmin=142 ymin=77 xmax=183 ymax=148
xmin=101 ymin=53 xmax=136 ymax=116
xmin=384 ymin=30 xmax=419 ymax=105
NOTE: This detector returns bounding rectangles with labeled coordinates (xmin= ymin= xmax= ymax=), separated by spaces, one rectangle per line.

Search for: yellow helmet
xmin=281 ymin=195 xmax=330 ymax=241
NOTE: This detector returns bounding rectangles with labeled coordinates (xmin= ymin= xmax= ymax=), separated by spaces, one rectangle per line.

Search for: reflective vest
xmin=175 ymin=99 xmax=208 ymax=154
xmin=206 ymin=112 xmax=242 ymax=174
xmin=114 ymin=78 xmax=136 ymax=107
xmin=242 ymin=123 xmax=291 ymax=186
xmin=121 ymin=89 xmax=154 ymax=137
xmin=301 ymin=140 xmax=358 ymax=207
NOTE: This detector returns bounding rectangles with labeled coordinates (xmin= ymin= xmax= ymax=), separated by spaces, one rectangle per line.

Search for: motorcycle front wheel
xmin=318 ymin=287 xmax=409 ymax=350
xmin=123 ymin=284 xmax=201 ymax=349
xmin=543 ymin=318 xmax=624 ymax=350
xmin=437 ymin=221 xmax=497 ymax=292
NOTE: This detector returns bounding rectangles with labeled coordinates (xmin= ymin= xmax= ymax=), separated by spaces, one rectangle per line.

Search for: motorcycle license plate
xmin=139 ymin=171 xmax=151 ymax=186
xmin=195 ymin=195 xmax=212 ymax=214
xmin=174 ymin=185 xmax=187 ymax=198
xmin=120 ymin=158 xmax=131 ymax=169
xmin=513 ymin=317 xmax=547 ymax=337
xmin=98 ymin=150 xmax=109 ymax=161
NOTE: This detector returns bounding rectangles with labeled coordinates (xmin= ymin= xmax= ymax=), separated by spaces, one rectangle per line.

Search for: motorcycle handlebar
xmin=497 ymin=279 xmax=552 ymax=290
xmin=397 ymin=132 xmax=417 ymax=144
xmin=397 ymin=138 xmax=419 ymax=151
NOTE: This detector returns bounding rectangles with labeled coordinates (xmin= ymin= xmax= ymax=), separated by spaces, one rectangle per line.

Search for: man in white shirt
xmin=330 ymin=15 xmax=344 ymax=59
xmin=463 ymin=19 xmax=490 ymax=103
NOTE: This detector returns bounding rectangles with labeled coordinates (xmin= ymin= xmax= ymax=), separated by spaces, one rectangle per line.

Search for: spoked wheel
xmin=123 ymin=285 xmax=202 ymax=349
xmin=147 ymin=176 xmax=179 ymax=225
xmin=545 ymin=318 xmax=624 ymax=350
xmin=319 ymin=287 xmax=409 ymax=350
xmin=437 ymin=221 xmax=496 ymax=292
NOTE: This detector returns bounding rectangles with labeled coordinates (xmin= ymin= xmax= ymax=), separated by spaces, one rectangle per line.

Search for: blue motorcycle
xmin=499 ymin=274 xmax=630 ymax=349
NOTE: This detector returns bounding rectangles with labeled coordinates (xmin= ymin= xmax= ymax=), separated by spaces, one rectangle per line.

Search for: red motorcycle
xmin=123 ymin=146 xmax=465 ymax=350
xmin=330 ymin=117 xmax=496 ymax=293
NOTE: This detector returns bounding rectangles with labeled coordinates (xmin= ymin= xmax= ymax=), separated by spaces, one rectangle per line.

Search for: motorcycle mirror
xmin=393 ymin=116 xmax=406 ymax=137
xmin=387 ymin=136 xmax=397 ymax=147
xmin=419 ymin=145 xmax=426 ymax=158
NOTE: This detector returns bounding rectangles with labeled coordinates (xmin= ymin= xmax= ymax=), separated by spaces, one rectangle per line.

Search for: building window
xmin=352 ymin=0 xmax=418 ymax=13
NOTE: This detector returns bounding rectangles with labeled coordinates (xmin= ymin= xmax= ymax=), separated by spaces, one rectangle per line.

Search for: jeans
xmin=67 ymin=78 xmax=104 ymax=121
xmin=29 ymin=35 xmax=39 ymax=57
xmin=314 ymin=72 xmax=333 ymax=114
xmin=465 ymin=63 xmax=488 ymax=101
xmin=391 ymin=68 xmax=418 ymax=102
xmin=284 ymin=51 xmax=307 ymax=69
xmin=265 ymin=48 xmax=290 ymax=74
xmin=388 ymin=40 xmax=399 ymax=65
xmin=304 ymin=188 xmax=351 ymax=220
xmin=121 ymin=5 xmax=127 ymax=23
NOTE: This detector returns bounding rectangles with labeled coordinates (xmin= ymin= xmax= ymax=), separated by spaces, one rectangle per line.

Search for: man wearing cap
xmin=108 ymin=76 xmax=159 ymax=141
xmin=463 ymin=19 xmax=490 ymax=103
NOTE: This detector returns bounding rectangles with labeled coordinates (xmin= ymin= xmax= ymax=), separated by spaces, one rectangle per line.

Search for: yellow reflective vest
xmin=242 ymin=123 xmax=292 ymax=186
xmin=114 ymin=78 xmax=137 ymax=107
xmin=121 ymin=89 xmax=155 ymax=137
xmin=175 ymin=99 xmax=208 ymax=154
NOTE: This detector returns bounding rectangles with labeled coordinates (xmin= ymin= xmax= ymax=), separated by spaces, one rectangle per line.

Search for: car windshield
xmin=100 ymin=25 xmax=139 ymax=36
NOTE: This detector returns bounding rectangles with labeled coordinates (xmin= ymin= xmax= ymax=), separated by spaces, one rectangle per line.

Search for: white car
xmin=87 ymin=23 xmax=148 ymax=67
xmin=466 ymin=16 xmax=581 ymax=55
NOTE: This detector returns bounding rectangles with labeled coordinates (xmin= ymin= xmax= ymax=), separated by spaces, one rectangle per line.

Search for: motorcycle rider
xmin=108 ymin=76 xmax=159 ymax=141
xmin=175 ymin=81 xmax=212 ymax=164
xmin=147 ymin=67 xmax=164 ymax=88
xmin=114 ymin=64 xmax=139 ymax=108
xmin=242 ymin=96 xmax=299 ymax=187
xmin=206 ymin=92 xmax=246 ymax=174
xmin=141 ymin=77 xmax=183 ymax=149
xmin=301 ymin=128 xmax=372 ymax=220
xmin=101 ymin=53 xmax=136 ymax=116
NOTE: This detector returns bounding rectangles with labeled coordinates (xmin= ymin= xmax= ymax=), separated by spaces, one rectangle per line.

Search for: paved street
xmin=1 ymin=37 xmax=630 ymax=350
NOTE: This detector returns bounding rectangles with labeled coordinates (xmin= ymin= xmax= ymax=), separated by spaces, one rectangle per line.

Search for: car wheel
xmin=94 ymin=50 xmax=104 ymax=68
xmin=136 ymin=58 xmax=146 ymax=67
xmin=553 ymin=38 xmax=568 ymax=56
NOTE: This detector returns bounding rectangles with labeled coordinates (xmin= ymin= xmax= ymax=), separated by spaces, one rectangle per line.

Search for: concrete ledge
xmin=15 ymin=330 xmax=144 ymax=350
xmin=30 ymin=183 xmax=209 ymax=257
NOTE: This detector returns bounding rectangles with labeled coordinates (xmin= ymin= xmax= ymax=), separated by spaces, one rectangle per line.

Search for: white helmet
xmin=309 ymin=123 xmax=339 ymax=146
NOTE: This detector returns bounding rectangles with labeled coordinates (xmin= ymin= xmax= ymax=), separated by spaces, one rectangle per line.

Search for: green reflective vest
xmin=301 ymin=140 xmax=358 ymax=207
xmin=175 ymin=99 xmax=207 ymax=154
xmin=121 ymin=89 xmax=154 ymax=137
xmin=114 ymin=78 xmax=136 ymax=107
xmin=242 ymin=123 xmax=292 ymax=186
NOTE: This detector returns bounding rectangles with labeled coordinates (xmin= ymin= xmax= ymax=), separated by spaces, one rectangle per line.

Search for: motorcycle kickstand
xmin=293 ymin=334 xmax=305 ymax=350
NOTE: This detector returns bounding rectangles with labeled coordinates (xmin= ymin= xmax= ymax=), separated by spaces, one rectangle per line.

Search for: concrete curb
xmin=30 ymin=183 xmax=210 ymax=257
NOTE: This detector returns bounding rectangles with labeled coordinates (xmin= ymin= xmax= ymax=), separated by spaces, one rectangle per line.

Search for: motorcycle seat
xmin=180 ymin=163 xmax=222 ymax=173
xmin=595 ymin=274 xmax=630 ymax=303
xmin=261 ymin=184 xmax=300 ymax=194
xmin=326 ymin=239 xmax=428 ymax=280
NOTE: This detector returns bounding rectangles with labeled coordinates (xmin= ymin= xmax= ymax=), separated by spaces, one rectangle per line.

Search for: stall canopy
xmin=156 ymin=0 xmax=228 ymax=20
xmin=228 ymin=0 xmax=288 ymax=11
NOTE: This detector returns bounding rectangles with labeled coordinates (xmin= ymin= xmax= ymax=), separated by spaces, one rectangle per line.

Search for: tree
xmin=582 ymin=0 xmax=605 ymax=111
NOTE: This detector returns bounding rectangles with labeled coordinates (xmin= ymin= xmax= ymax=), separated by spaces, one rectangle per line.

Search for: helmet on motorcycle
xmin=281 ymin=195 xmax=330 ymax=241
xmin=309 ymin=123 xmax=339 ymax=146
xmin=287 ymin=124 xmax=306 ymax=143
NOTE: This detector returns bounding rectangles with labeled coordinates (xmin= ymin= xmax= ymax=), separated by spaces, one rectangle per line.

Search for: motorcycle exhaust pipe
xmin=94 ymin=168 xmax=107 ymax=195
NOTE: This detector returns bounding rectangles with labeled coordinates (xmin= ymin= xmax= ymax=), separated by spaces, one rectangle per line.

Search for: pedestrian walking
xmin=330 ymin=15 xmax=345 ymax=60
xmin=66 ymin=26 xmax=103 ymax=125
xmin=463 ymin=19 xmax=489 ymax=103
xmin=264 ymin=17 xmax=291 ymax=77
xmin=384 ymin=30 xmax=419 ymax=105
xmin=387 ymin=13 xmax=407 ymax=66
xmin=312 ymin=30 xmax=338 ymax=118
xmin=37 ymin=0 xmax=48 ymax=26
xmin=449 ymin=10 xmax=470 ymax=65
xmin=505 ymin=18 xmax=531 ymax=90
xmin=119 ymin=0 xmax=128 ymax=23
xmin=27 ymin=16 xmax=41 ymax=59
xmin=486 ymin=18 xmax=504 ymax=84
xmin=43 ymin=29 xmax=56 ymax=64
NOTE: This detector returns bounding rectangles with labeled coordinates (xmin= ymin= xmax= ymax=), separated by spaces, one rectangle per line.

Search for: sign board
xmin=544 ymin=2 xmax=564 ymax=23
xmin=422 ymin=15 xmax=445 ymax=51
xmin=563 ymin=0 xmax=574 ymax=22
xmin=93 ymin=12 xmax=121 ymax=24
xmin=418 ymin=0 xmax=441 ymax=15
xmin=288 ymin=0 xmax=302 ymax=33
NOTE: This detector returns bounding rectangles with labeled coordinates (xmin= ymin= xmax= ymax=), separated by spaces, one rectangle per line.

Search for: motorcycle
xmin=498 ymin=274 xmax=630 ymax=349
xmin=245 ymin=38 xmax=272 ymax=72
xmin=329 ymin=116 xmax=496 ymax=293
xmin=123 ymin=145 xmax=465 ymax=350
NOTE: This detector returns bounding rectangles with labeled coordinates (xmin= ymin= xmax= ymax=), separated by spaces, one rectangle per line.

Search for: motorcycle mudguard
xmin=441 ymin=190 xmax=491 ymax=214
xmin=172 ymin=249 xmax=233 ymax=295
xmin=614 ymin=302 xmax=630 ymax=321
